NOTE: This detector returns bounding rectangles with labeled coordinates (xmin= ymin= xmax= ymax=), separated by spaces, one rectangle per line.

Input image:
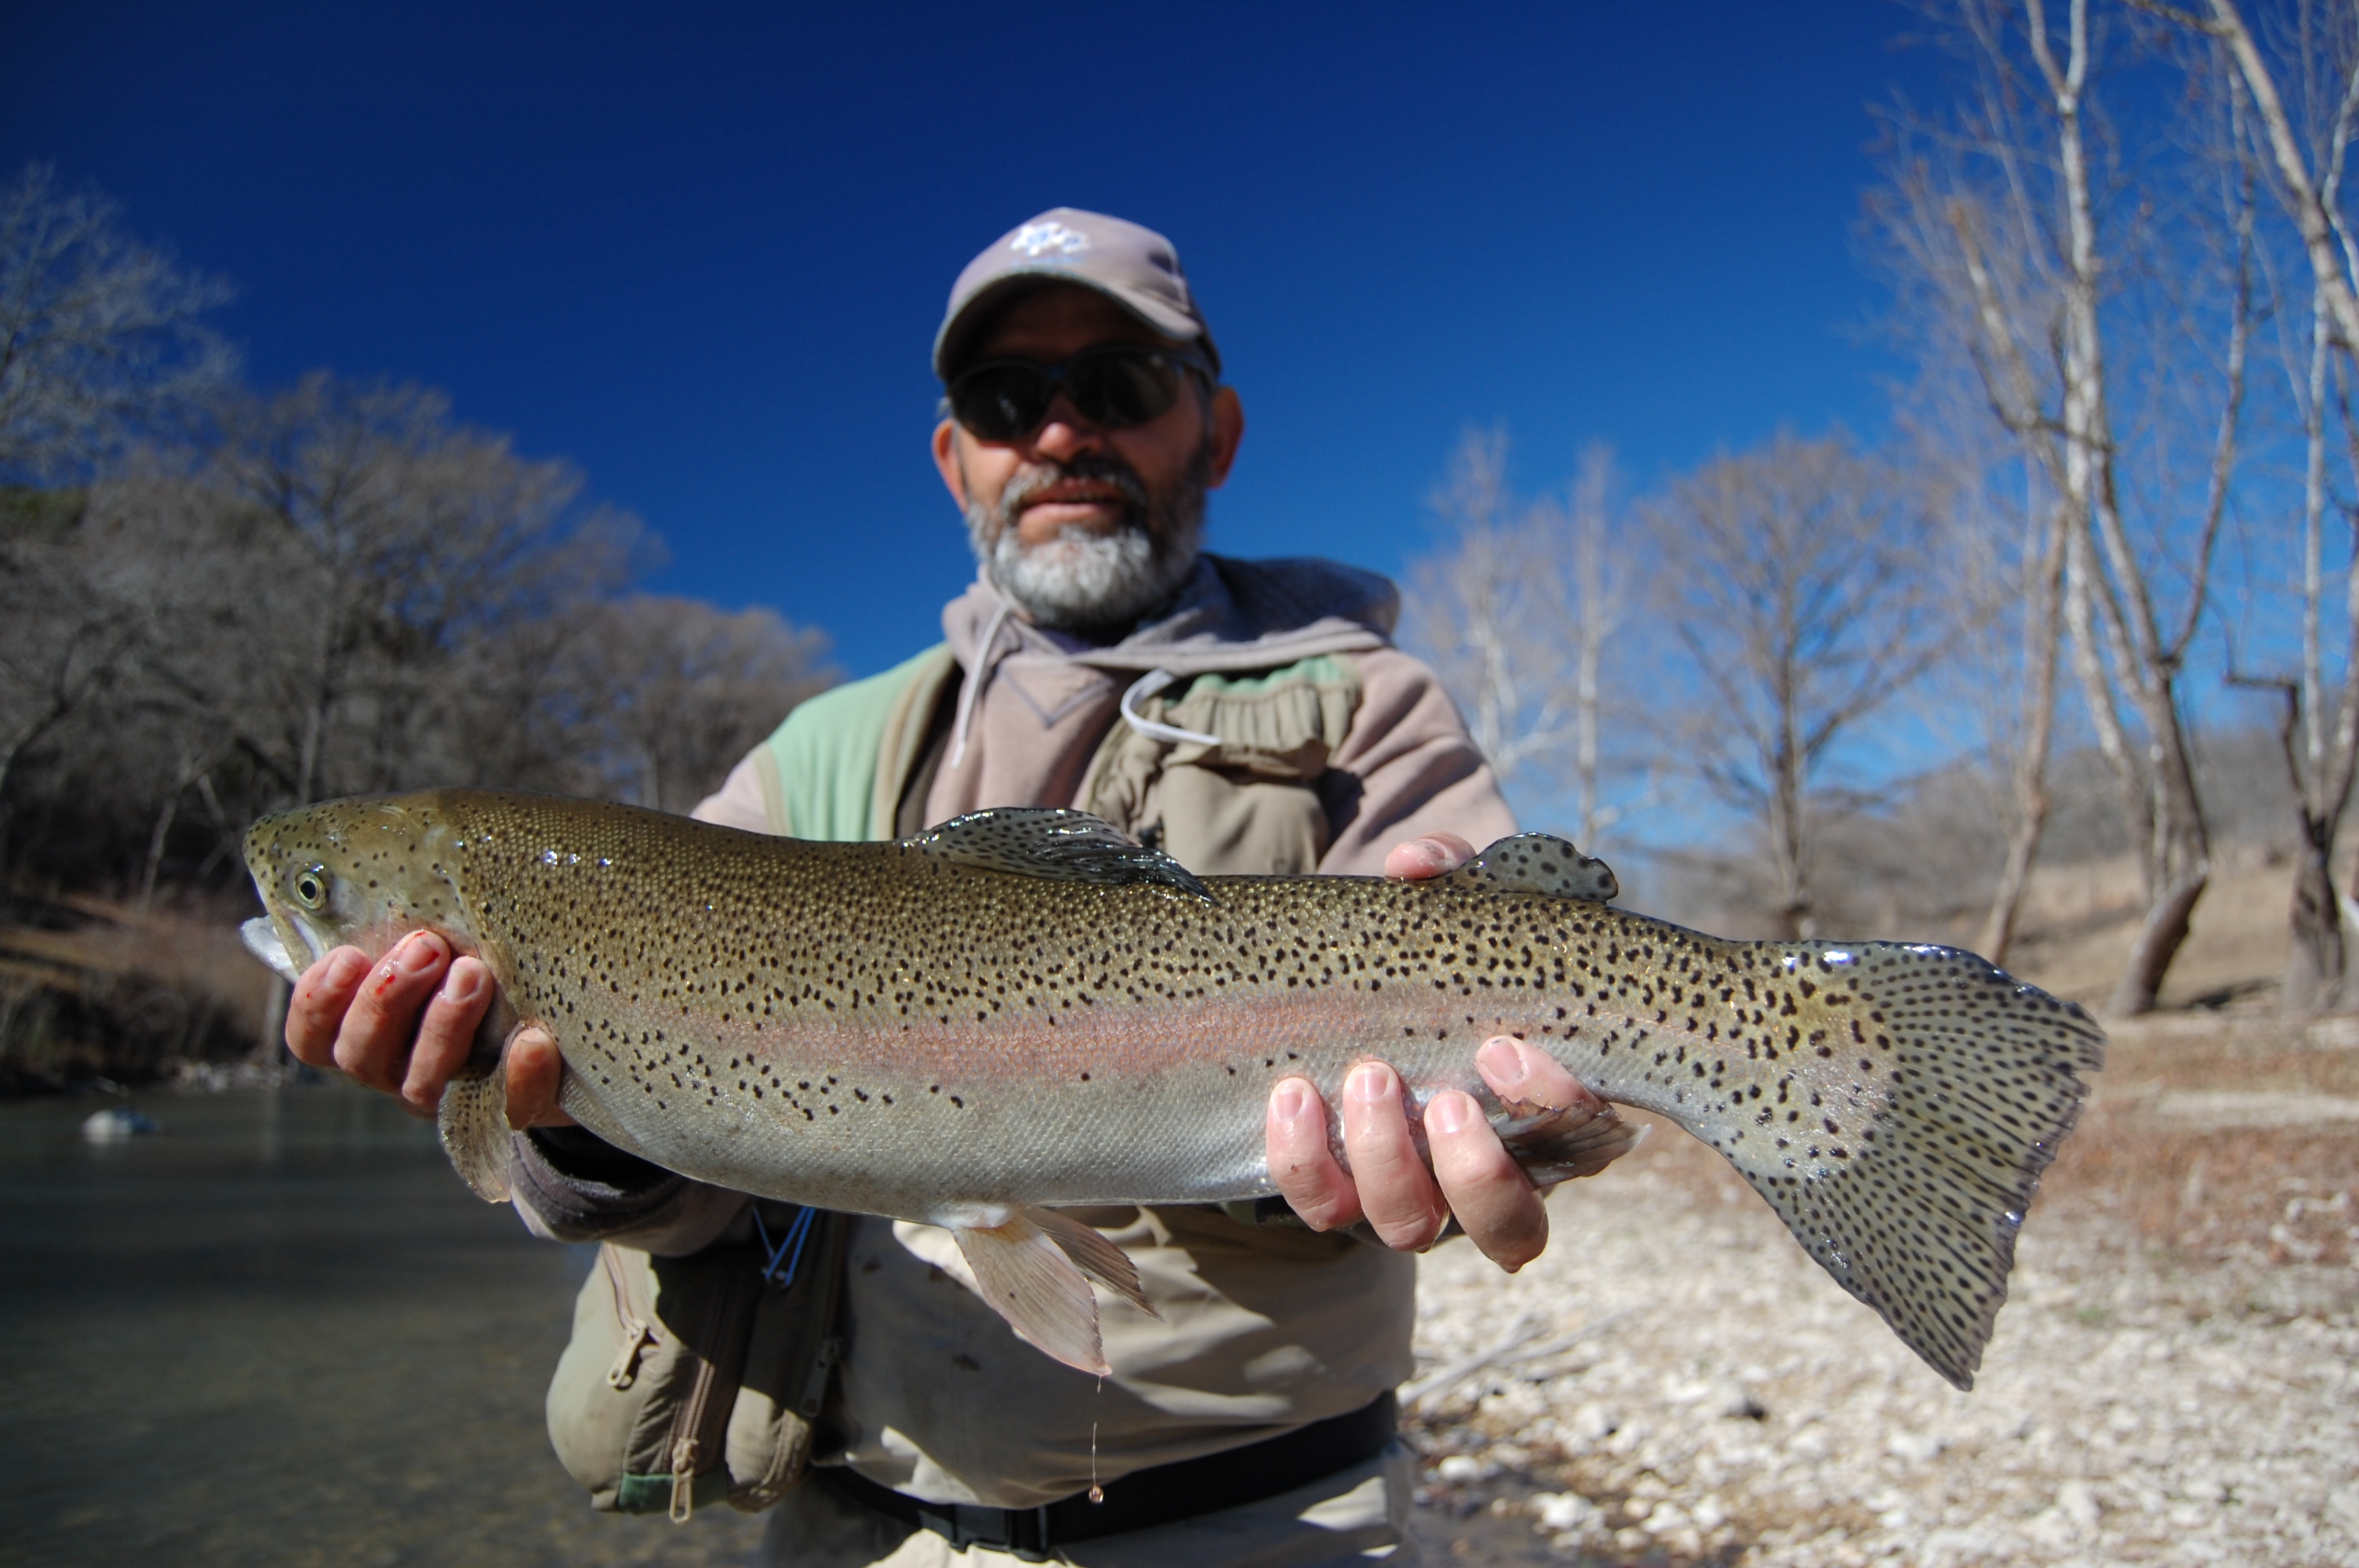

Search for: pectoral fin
xmin=438 ymin=1060 xmax=513 ymax=1203
xmin=950 ymin=1210 xmax=1130 ymax=1375
xmin=1495 ymin=1089 xmax=1644 ymax=1186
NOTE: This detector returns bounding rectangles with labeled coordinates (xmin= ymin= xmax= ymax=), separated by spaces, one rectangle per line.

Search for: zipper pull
xmin=607 ymin=1316 xmax=656 ymax=1390
xmin=669 ymin=1434 xmax=701 ymax=1523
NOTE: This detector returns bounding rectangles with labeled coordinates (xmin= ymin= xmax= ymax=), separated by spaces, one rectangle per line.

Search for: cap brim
xmin=932 ymin=270 xmax=1209 ymax=381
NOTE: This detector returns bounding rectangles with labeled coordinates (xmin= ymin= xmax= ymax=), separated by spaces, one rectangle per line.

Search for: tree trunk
xmin=1977 ymin=499 xmax=2068 ymax=965
xmin=1977 ymin=801 xmax=2047 ymax=964
xmin=2284 ymin=809 xmax=2346 ymax=1015
xmin=2108 ymin=864 xmax=2209 ymax=1015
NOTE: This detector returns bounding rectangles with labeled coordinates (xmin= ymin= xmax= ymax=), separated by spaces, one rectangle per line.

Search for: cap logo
xmin=1010 ymin=221 xmax=1090 ymax=258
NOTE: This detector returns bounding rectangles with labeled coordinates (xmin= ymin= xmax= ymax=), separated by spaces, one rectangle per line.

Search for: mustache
xmin=993 ymin=454 xmax=1150 ymax=528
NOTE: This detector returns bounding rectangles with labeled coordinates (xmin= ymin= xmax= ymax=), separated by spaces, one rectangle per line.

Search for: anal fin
xmin=951 ymin=1211 xmax=1117 ymax=1375
xmin=438 ymin=1060 xmax=514 ymax=1203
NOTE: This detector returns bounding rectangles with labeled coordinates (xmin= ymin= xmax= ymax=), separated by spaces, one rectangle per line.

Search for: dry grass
xmin=0 ymin=892 xmax=271 ymax=1087
xmin=1997 ymin=843 xmax=2295 ymax=1010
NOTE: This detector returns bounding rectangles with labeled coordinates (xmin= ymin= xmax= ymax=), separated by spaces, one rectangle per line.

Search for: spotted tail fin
xmin=1724 ymin=943 xmax=2101 ymax=1388
xmin=1608 ymin=935 xmax=2106 ymax=1390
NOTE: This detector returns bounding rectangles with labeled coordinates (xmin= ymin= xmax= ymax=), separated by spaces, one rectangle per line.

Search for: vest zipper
xmin=668 ymin=1427 xmax=704 ymax=1524
xmin=599 ymin=1246 xmax=659 ymax=1390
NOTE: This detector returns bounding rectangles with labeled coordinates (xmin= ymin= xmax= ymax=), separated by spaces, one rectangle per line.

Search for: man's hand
xmin=1263 ymin=833 xmax=1617 ymax=1272
xmin=284 ymin=932 xmax=570 ymax=1128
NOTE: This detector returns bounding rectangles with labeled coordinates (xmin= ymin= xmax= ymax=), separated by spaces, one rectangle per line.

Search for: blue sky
xmin=4 ymin=1 xmax=1943 ymax=680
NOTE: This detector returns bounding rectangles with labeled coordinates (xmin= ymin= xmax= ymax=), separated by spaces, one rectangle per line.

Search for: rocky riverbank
xmin=1402 ymin=1013 xmax=2359 ymax=1566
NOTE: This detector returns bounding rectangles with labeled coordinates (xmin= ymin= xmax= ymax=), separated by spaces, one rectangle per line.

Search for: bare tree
xmin=0 ymin=492 xmax=145 ymax=865
xmin=205 ymin=373 xmax=642 ymax=808
xmin=1650 ymin=432 xmax=1953 ymax=939
xmin=1564 ymin=445 xmax=1645 ymax=848
xmin=567 ymin=595 xmax=838 ymax=812
xmin=1403 ymin=430 xmax=1653 ymax=846
xmin=2144 ymin=0 xmax=2359 ymax=1012
xmin=1875 ymin=0 xmax=2255 ymax=1011
xmin=1405 ymin=429 xmax=1570 ymax=786
xmin=0 ymin=164 xmax=234 ymax=482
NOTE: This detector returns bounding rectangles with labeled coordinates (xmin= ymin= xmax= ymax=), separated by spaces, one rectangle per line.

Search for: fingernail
xmin=1427 ymin=1091 xmax=1473 ymax=1134
xmin=441 ymin=963 xmax=482 ymax=1005
xmin=1271 ymin=1080 xmax=1309 ymax=1120
xmin=325 ymin=949 xmax=369 ymax=986
xmin=1478 ymin=1036 xmax=1528 ymax=1088
xmin=394 ymin=932 xmax=439 ymax=974
xmin=1347 ymin=1063 xmax=1391 ymax=1104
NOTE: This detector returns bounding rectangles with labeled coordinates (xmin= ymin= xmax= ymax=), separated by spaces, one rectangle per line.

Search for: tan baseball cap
xmin=933 ymin=208 xmax=1220 ymax=381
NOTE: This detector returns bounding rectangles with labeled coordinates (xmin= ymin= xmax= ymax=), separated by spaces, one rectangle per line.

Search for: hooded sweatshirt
xmin=696 ymin=554 xmax=1514 ymax=876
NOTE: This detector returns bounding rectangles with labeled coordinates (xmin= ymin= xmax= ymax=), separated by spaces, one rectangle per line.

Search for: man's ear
xmin=932 ymin=419 xmax=969 ymax=507
xmin=1205 ymin=386 xmax=1245 ymax=489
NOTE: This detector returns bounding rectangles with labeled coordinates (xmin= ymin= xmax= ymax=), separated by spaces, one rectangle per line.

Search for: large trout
xmin=242 ymin=789 xmax=2103 ymax=1388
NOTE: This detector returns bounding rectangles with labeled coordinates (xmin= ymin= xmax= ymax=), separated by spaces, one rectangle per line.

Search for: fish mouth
xmin=241 ymin=912 xmax=327 ymax=984
xmin=240 ymin=917 xmax=304 ymax=983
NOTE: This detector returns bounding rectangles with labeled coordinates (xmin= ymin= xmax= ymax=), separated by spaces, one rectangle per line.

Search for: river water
xmin=0 ymin=1085 xmax=765 ymax=1567
xmin=0 ymin=1086 xmax=1554 ymax=1566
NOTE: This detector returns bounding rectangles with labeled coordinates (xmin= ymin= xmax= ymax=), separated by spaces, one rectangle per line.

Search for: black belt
xmin=818 ymin=1392 xmax=1398 ymax=1563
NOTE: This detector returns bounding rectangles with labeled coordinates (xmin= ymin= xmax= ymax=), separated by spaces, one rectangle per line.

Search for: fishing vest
xmin=741 ymin=643 xmax=1362 ymax=870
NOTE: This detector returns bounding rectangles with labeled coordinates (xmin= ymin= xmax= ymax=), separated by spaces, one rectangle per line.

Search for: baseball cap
xmin=933 ymin=208 xmax=1220 ymax=382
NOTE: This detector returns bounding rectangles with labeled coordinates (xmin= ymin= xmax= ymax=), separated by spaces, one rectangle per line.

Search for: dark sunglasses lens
xmin=1067 ymin=352 xmax=1181 ymax=429
xmin=951 ymin=366 xmax=1054 ymax=441
xmin=951 ymin=351 xmax=1190 ymax=439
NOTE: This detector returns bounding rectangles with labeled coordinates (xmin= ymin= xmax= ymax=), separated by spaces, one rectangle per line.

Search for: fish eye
xmin=289 ymin=865 xmax=331 ymax=910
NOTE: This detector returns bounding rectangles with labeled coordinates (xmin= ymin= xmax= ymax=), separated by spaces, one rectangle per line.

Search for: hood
xmin=942 ymin=554 xmax=1398 ymax=678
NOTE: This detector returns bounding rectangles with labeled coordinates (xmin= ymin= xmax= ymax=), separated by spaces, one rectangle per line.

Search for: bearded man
xmin=285 ymin=209 xmax=1618 ymax=1566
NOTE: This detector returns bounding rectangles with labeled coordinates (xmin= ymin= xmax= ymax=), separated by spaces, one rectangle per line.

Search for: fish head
xmin=242 ymin=794 xmax=474 ymax=980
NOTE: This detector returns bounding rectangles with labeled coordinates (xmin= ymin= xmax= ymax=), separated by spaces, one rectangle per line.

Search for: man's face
xmin=932 ymin=285 xmax=1244 ymax=633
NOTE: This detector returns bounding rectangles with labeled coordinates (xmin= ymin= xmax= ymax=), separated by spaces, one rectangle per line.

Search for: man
xmin=285 ymin=209 xmax=1617 ymax=1566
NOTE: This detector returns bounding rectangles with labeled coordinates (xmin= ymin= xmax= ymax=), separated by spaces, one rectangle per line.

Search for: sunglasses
xmin=947 ymin=344 xmax=1212 ymax=442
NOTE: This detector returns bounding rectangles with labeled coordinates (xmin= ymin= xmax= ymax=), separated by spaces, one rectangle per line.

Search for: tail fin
xmin=1684 ymin=941 xmax=2105 ymax=1390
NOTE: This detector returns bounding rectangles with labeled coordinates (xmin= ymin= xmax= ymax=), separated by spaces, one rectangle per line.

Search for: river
xmin=0 ymin=1084 xmax=765 ymax=1566
xmin=0 ymin=1084 xmax=1561 ymax=1566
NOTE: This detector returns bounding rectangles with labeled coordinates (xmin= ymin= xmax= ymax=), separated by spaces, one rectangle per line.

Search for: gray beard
xmin=965 ymin=454 xmax=1206 ymax=636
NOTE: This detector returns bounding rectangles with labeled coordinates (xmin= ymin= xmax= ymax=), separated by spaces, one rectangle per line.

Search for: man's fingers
xmin=1340 ymin=1062 xmax=1450 ymax=1250
xmin=286 ymin=948 xmax=369 ymax=1066
xmin=399 ymin=956 xmax=495 ymax=1112
xmin=1474 ymin=1036 xmax=1598 ymax=1118
xmin=1383 ymin=832 xmax=1476 ymax=881
xmin=1424 ymin=1089 xmax=1550 ymax=1271
xmin=504 ymin=1028 xmax=575 ymax=1129
xmin=1268 ymin=1077 xmax=1360 ymax=1231
xmin=333 ymin=932 xmax=449 ymax=1094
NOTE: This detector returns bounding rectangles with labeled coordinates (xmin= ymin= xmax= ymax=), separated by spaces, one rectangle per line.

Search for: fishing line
xmin=1089 ymin=1375 xmax=1103 ymax=1504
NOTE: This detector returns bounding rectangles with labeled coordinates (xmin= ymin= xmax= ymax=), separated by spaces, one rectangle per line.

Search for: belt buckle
xmin=929 ymin=1502 xmax=1052 ymax=1563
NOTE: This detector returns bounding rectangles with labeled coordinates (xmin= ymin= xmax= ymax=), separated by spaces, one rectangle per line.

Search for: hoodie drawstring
xmin=1119 ymin=669 xmax=1222 ymax=747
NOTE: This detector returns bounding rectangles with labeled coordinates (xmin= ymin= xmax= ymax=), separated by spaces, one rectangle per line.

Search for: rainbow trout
xmin=242 ymin=789 xmax=2103 ymax=1387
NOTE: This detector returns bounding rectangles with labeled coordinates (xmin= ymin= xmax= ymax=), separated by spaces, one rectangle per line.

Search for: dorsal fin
xmin=911 ymin=808 xmax=1214 ymax=902
xmin=1445 ymin=832 xmax=1618 ymax=902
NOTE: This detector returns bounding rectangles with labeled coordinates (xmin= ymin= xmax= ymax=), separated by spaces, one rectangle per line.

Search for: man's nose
xmin=1027 ymin=392 xmax=1108 ymax=462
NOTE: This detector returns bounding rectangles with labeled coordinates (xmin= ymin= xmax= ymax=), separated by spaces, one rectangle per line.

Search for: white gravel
xmin=1407 ymin=1127 xmax=2359 ymax=1566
